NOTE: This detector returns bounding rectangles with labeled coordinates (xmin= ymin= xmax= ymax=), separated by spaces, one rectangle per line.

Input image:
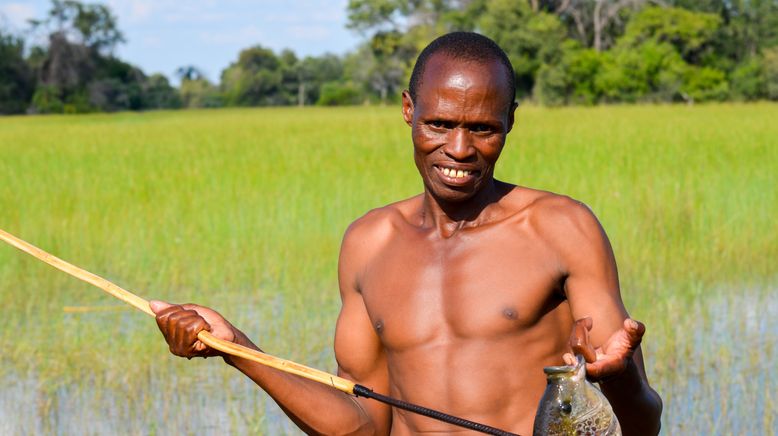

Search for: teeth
xmin=439 ymin=167 xmax=472 ymax=178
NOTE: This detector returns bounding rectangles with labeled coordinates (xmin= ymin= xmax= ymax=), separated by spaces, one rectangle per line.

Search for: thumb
xmin=570 ymin=317 xmax=597 ymax=363
xmin=149 ymin=300 xmax=173 ymax=315
xmin=624 ymin=318 xmax=646 ymax=345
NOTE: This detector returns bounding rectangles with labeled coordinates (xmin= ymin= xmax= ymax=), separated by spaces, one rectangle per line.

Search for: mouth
xmin=434 ymin=164 xmax=479 ymax=185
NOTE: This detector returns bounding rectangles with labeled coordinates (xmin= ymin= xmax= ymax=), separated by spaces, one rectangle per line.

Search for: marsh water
xmin=1 ymin=287 xmax=775 ymax=435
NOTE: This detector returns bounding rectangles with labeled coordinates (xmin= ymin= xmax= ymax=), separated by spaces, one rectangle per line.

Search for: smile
xmin=434 ymin=165 xmax=478 ymax=183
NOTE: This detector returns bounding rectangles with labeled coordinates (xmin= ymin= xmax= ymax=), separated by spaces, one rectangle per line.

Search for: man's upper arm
xmin=334 ymin=218 xmax=391 ymax=434
xmin=540 ymin=197 xmax=627 ymax=347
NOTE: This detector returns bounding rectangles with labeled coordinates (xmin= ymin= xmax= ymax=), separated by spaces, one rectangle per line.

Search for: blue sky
xmin=0 ymin=0 xmax=362 ymax=83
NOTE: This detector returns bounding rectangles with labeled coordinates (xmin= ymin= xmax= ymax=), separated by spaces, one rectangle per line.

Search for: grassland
xmin=0 ymin=104 xmax=775 ymax=434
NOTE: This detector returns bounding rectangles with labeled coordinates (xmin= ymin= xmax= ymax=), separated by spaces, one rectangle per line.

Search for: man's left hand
xmin=563 ymin=317 xmax=645 ymax=381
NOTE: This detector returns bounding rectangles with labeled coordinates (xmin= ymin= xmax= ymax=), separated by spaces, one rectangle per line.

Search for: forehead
xmin=417 ymin=53 xmax=509 ymax=99
xmin=416 ymin=53 xmax=511 ymax=111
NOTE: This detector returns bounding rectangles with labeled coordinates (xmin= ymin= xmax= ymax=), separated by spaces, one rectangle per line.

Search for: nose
xmin=443 ymin=128 xmax=476 ymax=161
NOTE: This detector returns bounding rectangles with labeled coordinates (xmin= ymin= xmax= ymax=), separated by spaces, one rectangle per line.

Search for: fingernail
xmin=630 ymin=319 xmax=638 ymax=329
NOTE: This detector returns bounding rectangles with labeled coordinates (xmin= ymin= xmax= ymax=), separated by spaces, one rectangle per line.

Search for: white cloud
xmin=0 ymin=3 xmax=36 ymax=30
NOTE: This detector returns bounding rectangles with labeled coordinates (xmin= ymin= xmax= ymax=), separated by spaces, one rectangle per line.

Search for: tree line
xmin=1 ymin=0 xmax=777 ymax=114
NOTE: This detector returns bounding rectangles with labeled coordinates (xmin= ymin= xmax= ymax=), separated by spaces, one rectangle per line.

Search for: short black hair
xmin=409 ymin=32 xmax=516 ymax=105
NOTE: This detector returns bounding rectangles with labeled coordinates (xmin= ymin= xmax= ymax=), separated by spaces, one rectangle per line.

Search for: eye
xmin=428 ymin=120 xmax=451 ymax=130
xmin=471 ymin=124 xmax=492 ymax=133
xmin=559 ymin=401 xmax=572 ymax=415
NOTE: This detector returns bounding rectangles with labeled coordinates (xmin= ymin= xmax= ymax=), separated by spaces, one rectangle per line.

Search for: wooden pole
xmin=0 ymin=228 xmax=356 ymax=394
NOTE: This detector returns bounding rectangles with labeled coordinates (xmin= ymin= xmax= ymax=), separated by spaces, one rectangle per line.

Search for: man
xmin=151 ymin=32 xmax=662 ymax=435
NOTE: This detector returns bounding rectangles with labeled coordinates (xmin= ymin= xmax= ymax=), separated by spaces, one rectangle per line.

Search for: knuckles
xmin=154 ymin=304 xmax=211 ymax=358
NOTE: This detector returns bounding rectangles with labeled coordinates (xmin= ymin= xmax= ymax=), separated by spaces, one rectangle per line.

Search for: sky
xmin=0 ymin=0 xmax=362 ymax=83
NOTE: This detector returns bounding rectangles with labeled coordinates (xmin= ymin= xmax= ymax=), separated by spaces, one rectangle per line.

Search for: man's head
xmin=402 ymin=32 xmax=518 ymax=204
xmin=408 ymin=32 xmax=516 ymax=111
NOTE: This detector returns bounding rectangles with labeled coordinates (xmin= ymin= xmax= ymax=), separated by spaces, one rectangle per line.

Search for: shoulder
xmin=515 ymin=188 xmax=608 ymax=257
xmin=518 ymin=188 xmax=602 ymax=236
xmin=342 ymin=195 xmax=420 ymax=251
xmin=339 ymin=195 xmax=422 ymax=288
xmin=518 ymin=189 xmax=614 ymax=276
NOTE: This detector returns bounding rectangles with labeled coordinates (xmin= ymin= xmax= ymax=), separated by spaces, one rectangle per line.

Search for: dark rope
xmin=352 ymin=384 xmax=519 ymax=436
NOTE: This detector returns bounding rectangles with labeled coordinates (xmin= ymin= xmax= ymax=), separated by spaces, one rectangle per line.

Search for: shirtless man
xmin=151 ymin=32 xmax=662 ymax=435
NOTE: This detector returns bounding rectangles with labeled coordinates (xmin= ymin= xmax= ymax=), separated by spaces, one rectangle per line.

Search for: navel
xmin=374 ymin=319 xmax=384 ymax=334
xmin=502 ymin=308 xmax=518 ymax=320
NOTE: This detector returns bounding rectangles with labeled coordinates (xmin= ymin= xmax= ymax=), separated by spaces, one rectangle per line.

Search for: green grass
xmin=0 ymin=104 xmax=775 ymax=433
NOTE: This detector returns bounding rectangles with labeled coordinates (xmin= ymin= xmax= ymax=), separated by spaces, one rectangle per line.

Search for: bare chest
xmin=359 ymin=226 xmax=565 ymax=352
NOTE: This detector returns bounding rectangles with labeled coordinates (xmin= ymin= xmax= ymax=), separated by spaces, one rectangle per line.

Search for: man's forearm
xmin=224 ymin=332 xmax=376 ymax=435
xmin=600 ymin=358 xmax=662 ymax=436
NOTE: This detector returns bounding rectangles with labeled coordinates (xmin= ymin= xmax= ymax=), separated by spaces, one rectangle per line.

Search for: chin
xmin=429 ymin=184 xmax=479 ymax=204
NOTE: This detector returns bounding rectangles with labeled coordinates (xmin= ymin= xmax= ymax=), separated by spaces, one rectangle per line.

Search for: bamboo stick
xmin=64 ymin=305 xmax=131 ymax=313
xmin=0 ymin=228 xmax=356 ymax=394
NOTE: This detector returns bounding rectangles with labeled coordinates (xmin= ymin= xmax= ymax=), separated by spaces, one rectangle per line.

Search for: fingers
xmin=149 ymin=300 xmax=172 ymax=314
xmin=153 ymin=302 xmax=212 ymax=358
xmin=624 ymin=318 xmax=645 ymax=347
xmin=569 ymin=317 xmax=597 ymax=363
xmin=585 ymin=356 xmax=628 ymax=380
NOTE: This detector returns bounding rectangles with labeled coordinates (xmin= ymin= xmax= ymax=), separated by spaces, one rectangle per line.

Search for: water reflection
xmin=0 ymin=289 xmax=775 ymax=434
xmin=653 ymin=289 xmax=777 ymax=434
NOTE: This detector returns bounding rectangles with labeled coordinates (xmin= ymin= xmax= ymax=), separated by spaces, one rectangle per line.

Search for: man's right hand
xmin=149 ymin=300 xmax=237 ymax=359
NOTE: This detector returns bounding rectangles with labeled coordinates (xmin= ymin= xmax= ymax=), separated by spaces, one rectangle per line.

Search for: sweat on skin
xmin=151 ymin=33 xmax=662 ymax=436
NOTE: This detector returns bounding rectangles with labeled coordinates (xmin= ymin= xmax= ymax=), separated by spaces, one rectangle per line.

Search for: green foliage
xmin=30 ymin=0 xmax=125 ymax=54
xmin=30 ymin=85 xmax=64 ymax=113
xmin=346 ymin=0 xmax=408 ymax=31
xmin=763 ymin=47 xmax=778 ymax=100
xmin=729 ymin=58 xmax=765 ymax=100
xmin=143 ymin=74 xmax=182 ymax=109
xmin=0 ymin=32 xmax=35 ymax=114
xmin=220 ymin=45 xmax=347 ymax=107
xmin=536 ymin=41 xmax=603 ymax=105
xmin=5 ymin=0 xmax=778 ymax=112
xmin=179 ymin=78 xmax=222 ymax=108
xmin=602 ymin=41 xmax=688 ymax=102
xmin=479 ymin=0 xmax=566 ymax=98
xmin=681 ymin=66 xmax=729 ymax=101
xmin=619 ymin=6 xmax=721 ymax=63
xmin=317 ymin=81 xmax=364 ymax=105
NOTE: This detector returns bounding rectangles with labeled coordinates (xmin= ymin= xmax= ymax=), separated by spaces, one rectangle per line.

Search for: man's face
xmin=402 ymin=54 xmax=517 ymax=204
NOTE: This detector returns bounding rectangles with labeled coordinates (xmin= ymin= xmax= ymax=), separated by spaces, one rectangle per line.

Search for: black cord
xmin=352 ymin=384 xmax=519 ymax=436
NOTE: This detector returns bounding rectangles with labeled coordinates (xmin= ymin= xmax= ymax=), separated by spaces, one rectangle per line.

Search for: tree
xmin=220 ymin=45 xmax=285 ymax=106
xmin=619 ymin=6 xmax=722 ymax=64
xmin=175 ymin=65 xmax=205 ymax=82
xmin=536 ymin=41 xmax=604 ymax=105
xmin=0 ymin=31 xmax=35 ymax=114
xmin=180 ymin=77 xmax=222 ymax=108
xmin=764 ymin=47 xmax=778 ymax=100
xmin=346 ymin=0 xmax=465 ymax=103
xmin=551 ymin=0 xmax=651 ymax=52
xmin=26 ymin=0 xmax=131 ymax=113
xmin=297 ymin=54 xmax=345 ymax=106
xmin=29 ymin=0 xmax=124 ymax=54
xmin=595 ymin=6 xmax=727 ymax=103
xmin=479 ymin=0 xmax=567 ymax=98
xmin=142 ymin=74 xmax=182 ymax=109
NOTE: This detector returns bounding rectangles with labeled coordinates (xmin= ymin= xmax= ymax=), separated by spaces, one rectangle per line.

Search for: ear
xmin=401 ymin=90 xmax=414 ymax=127
xmin=505 ymin=101 xmax=518 ymax=133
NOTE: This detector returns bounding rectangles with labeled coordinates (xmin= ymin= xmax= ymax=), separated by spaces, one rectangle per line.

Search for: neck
xmin=420 ymin=178 xmax=507 ymax=237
